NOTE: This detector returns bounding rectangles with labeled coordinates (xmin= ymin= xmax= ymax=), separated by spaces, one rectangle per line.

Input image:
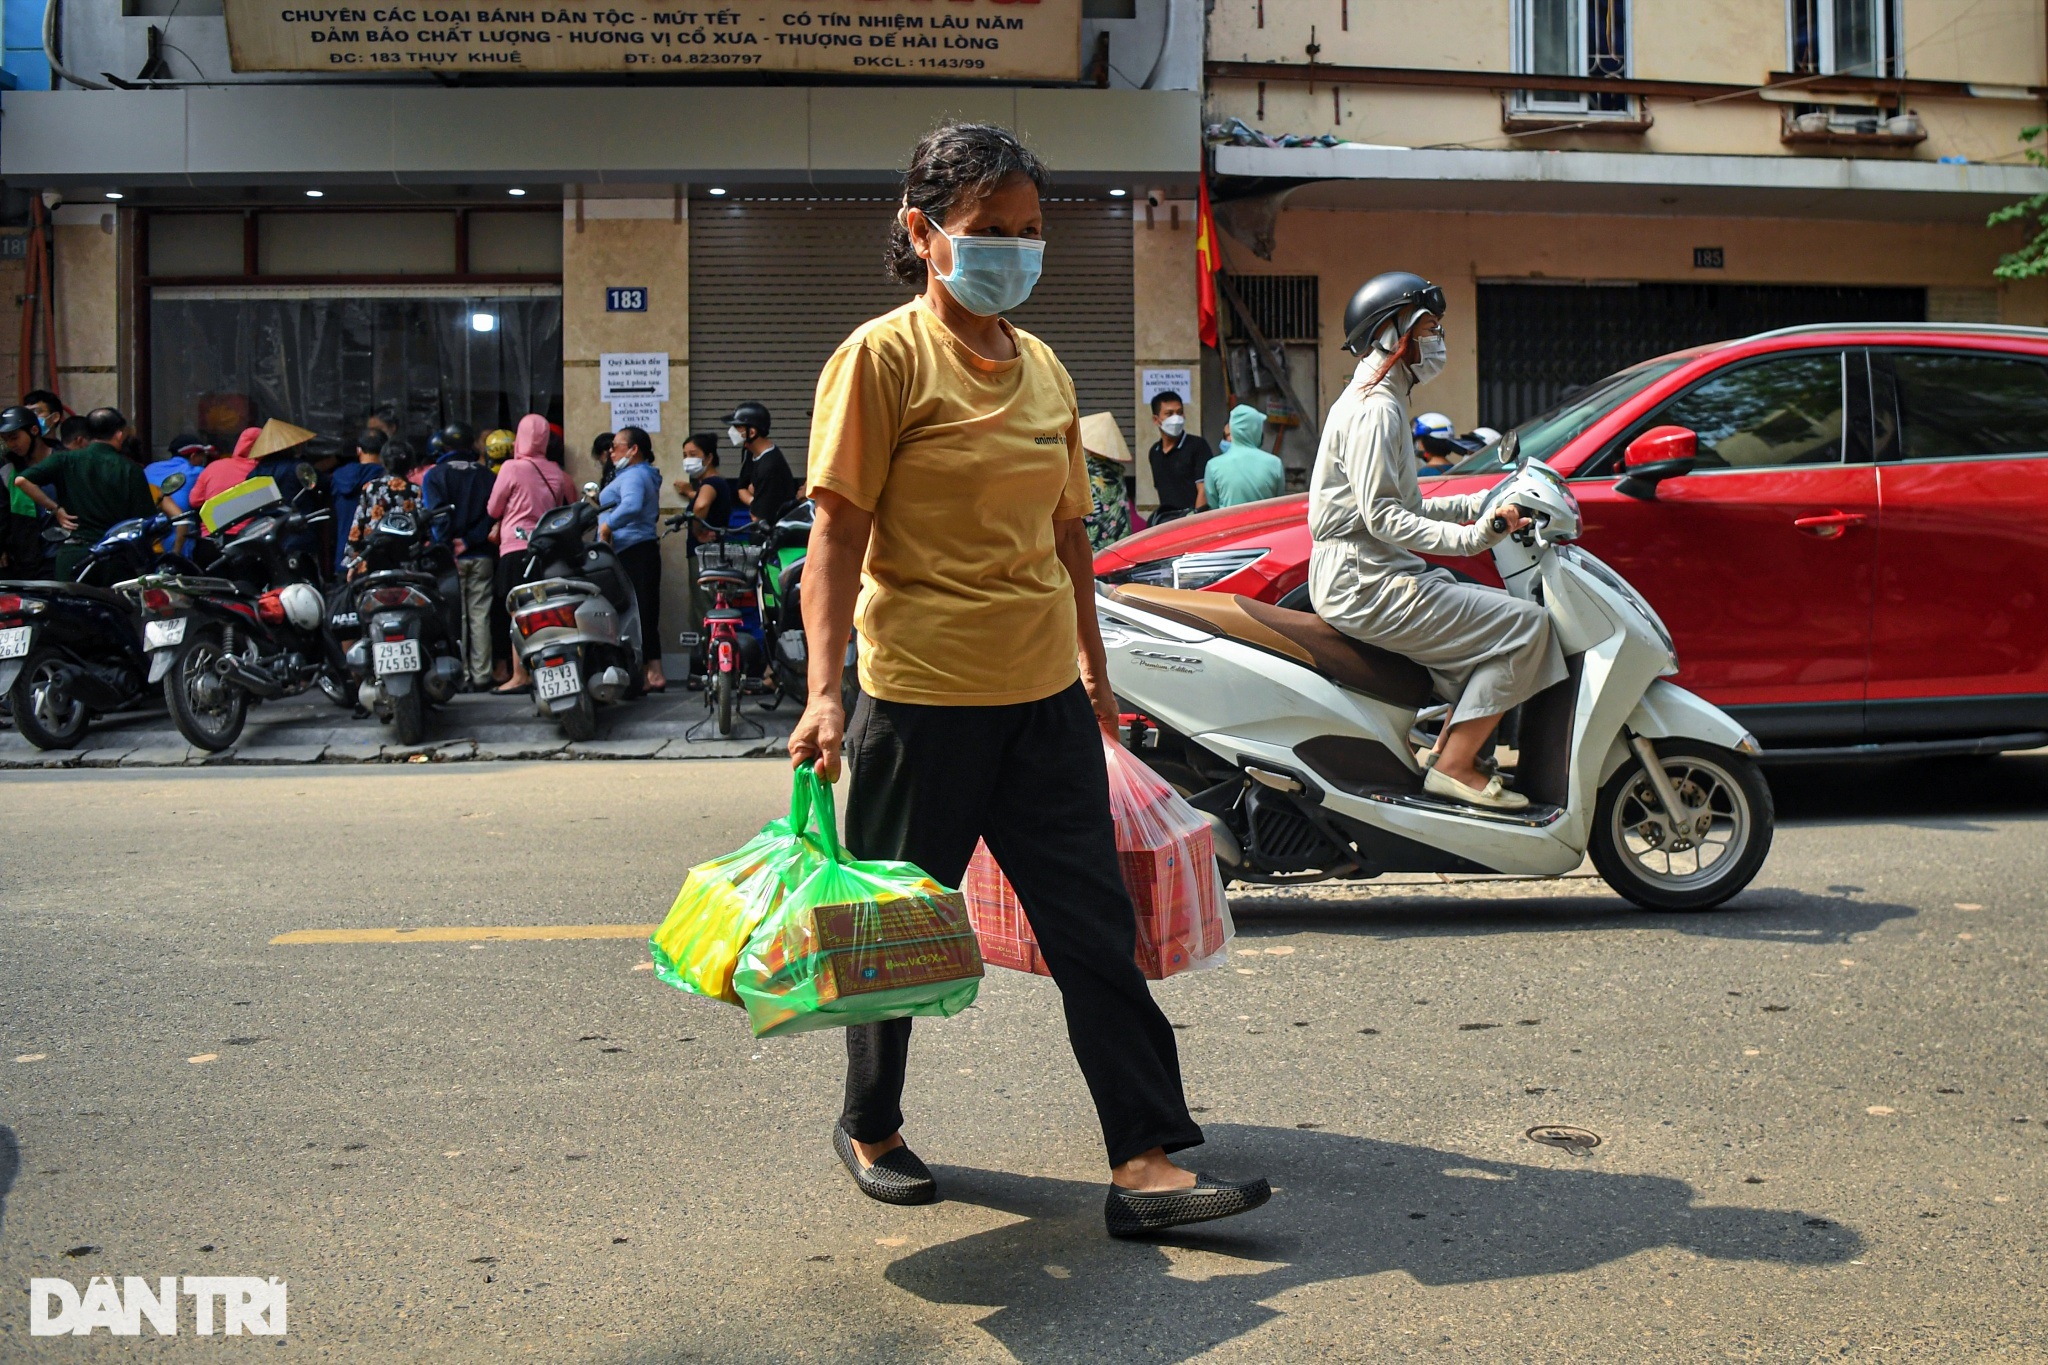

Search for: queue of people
xmin=0 ymin=387 xmax=801 ymax=701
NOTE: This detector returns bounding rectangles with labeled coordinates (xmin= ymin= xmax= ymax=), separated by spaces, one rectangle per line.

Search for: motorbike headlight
xmin=1102 ymin=548 xmax=1267 ymax=592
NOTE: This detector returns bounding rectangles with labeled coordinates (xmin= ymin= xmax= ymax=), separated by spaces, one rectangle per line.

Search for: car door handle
xmin=1793 ymin=511 xmax=1867 ymax=538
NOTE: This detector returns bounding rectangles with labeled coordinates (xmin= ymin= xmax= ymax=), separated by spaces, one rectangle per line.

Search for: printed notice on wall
xmin=1141 ymin=368 xmax=1193 ymax=406
xmin=599 ymin=352 xmax=670 ymax=401
xmin=608 ymin=397 xmax=662 ymax=433
xmin=223 ymin=0 xmax=1083 ymax=78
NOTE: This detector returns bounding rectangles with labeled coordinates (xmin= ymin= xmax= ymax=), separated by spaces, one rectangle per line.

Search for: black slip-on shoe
xmin=1105 ymin=1173 xmax=1271 ymax=1238
xmin=833 ymin=1125 xmax=938 ymax=1206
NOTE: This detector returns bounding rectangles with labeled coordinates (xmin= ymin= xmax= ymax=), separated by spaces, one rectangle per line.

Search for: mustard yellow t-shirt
xmin=805 ymin=299 xmax=1093 ymax=706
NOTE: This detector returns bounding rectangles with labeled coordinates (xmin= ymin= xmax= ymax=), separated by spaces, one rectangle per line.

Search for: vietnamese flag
xmin=1196 ymin=177 xmax=1222 ymax=349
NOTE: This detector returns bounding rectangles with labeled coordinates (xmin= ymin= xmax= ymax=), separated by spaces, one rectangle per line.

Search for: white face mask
xmin=1411 ymin=333 xmax=1448 ymax=385
xmin=727 ymin=425 xmax=746 ymax=449
xmin=1159 ymin=414 xmax=1186 ymax=438
xmin=683 ymin=456 xmax=706 ymax=478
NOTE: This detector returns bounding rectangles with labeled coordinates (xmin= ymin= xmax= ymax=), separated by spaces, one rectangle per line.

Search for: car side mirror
xmin=1616 ymin=425 xmax=1698 ymax=501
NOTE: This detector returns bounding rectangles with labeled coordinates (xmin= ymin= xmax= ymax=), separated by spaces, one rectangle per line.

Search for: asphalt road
xmin=2 ymin=754 xmax=2045 ymax=1360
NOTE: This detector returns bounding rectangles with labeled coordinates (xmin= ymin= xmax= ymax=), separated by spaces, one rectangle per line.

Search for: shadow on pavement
xmin=0 ymin=1125 xmax=16 ymax=1239
xmin=1226 ymin=886 xmax=1916 ymax=946
xmin=1766 ymin=750 xmax=2048 ymax=826
xmin=886 ymin=1124 xmax=1859 ymax=1364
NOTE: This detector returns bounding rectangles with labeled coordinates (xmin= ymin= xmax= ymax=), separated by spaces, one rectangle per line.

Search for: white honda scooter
xmin=1099 ymin=452 xmax=1774 ymax=912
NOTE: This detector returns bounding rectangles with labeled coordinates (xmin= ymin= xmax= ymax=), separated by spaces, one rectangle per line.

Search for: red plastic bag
xmin=964 ymin=733 xmax=1234 ymax=980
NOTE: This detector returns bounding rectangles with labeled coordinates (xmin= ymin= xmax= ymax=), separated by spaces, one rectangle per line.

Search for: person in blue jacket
xmin=597 ymin=425 xmax=665 ymax=693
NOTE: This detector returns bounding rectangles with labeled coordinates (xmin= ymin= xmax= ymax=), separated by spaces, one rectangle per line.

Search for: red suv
xmin=1096 ymin=324 xmax=2048 ymax=758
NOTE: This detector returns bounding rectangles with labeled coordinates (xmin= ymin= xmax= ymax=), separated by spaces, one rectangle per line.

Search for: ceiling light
xmin=471 ymin=312 xmax=496 ymax=333
xmin=1108 ymin=188 xmax=1127 ymax=197
xmin=104 ymin=191 xmax=124 ymax=200
xmin=305 ymin=189 xmax=324 ymax=198
xmin=708 ymin=187 xmax=727 ymax=196
xmin=507 ymin=187 xmax=527 ymax=197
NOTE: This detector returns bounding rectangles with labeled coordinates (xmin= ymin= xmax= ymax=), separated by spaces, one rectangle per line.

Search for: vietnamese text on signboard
xmin=224 ymin=0 xmax=1082 ymax=79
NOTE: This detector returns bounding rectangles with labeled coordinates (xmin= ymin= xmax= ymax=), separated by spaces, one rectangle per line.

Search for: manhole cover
xmin=1525 ymin=1125 xmax=1602 ymax=1152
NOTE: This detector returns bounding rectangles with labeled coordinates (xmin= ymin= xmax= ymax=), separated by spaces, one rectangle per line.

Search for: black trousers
xmin=492 ymin=548 xmax=530 ymax=670
xmin=616 ymin=539 xmax=663 ymax=661
xmin=837 ymin=681 xmax=1203 ymax=1168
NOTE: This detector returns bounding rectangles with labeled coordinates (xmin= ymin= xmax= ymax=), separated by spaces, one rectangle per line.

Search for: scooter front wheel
xmin=1589 ymin=739 xmax=1774 ymax=912
xmin=715 ymin=666 xmax=737 ymax=736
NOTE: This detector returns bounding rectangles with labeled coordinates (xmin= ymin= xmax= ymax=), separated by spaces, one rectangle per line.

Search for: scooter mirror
xmin=158 ymin=471 xmax=187 ymax=496
xmin=1625 ymin=425 xmax=1696 ymax=468
xmin=41 ymin=525 xmax=67 ymax=544
xmin=297 ymin=463 xmax=319 ymax=491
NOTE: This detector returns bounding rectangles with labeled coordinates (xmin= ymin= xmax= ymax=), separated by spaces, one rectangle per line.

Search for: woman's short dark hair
xmin=382 ymin=440 xmax=416 ymax=479
xmin=591 ymin=432 xmax=614 ymax=460
xmin=886 ymin=123 xmax=1050 ymax=290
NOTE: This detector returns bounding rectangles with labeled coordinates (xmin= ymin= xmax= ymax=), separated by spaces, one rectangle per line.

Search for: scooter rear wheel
xmin=559 ymin=687 xmax=598 ymax=742
xmin=9 ymin=647 xmax=91 ymax=750
xmin=165 ymin=627 xmax=247 ymax=752
xmin=715 ymin=666 xmax=737 ymax=736
xmin=390 ymin=683 xmax=427 ymax=746
xmin=1590 ymin=739 xmax=1773 ymax=912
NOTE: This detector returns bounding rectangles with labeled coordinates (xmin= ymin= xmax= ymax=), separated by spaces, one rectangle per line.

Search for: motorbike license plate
xmin=0 ymin=626 xmax=29 ymax=659
xmin=143 ymin=617 xmax=186 ymax=651
xmin=373 ymin=640 xmax=422 ymax=674
xmin=535 ymin=661 xmax=581 ymax=700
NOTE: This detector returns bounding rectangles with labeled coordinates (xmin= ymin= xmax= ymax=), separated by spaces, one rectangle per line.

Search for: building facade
xmin=0 ymin=0 xmax=1204 ymax=665
xmin=1203 ymin=0 xmax=2048 ymax=483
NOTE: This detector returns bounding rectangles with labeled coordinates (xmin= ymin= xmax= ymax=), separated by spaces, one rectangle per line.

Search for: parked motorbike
xmin=506 ymin=487 xmax=642 ymax=742
xmin=0 ymin=485 xmax=204 ymax=749
xmin=129 ymin=469 xmax=345 ymax=752
xmin=1098 ymin=449 xmax=1775 ymax=912
xmin=339 ymin=502 xmax=464 ymax=745
xmin=675 ymin=500 xmax=856 ymax=738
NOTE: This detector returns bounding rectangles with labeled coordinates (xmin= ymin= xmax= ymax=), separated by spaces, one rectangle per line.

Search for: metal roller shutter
xmin=689 ymin=199 xmax=1134 ymax=473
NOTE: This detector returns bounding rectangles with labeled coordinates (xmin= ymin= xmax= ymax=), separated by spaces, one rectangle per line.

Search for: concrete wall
xmin=1245 ymin=207 xmax=2048 ymax=434
xmin=561 ymin=192 xmax=693 ymax=672
xmin=1131 ymin=195 xmax=1202 ymax=506
xmin=50 ymin=205 xmax=121 ymax=417
xmin=1206 ymin=0 xmax=2048 ymax=164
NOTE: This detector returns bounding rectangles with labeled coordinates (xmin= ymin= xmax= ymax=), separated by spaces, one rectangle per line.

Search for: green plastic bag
xmin=649 ymin=770 xmax=826 ymax=1006
xmin=732 ymin=764 xmax=984 ymax=1039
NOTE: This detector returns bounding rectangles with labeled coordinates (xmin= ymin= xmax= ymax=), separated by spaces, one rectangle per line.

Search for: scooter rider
xmin=1308 ymin=272 xmax=1565 ymax=812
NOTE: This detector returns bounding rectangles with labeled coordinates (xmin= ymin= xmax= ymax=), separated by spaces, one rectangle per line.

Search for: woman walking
xmin=596 ymin=425 xmax=666 ymax=693
xmin=787 ymin=122 xmax=1267 ymax=1239
xmin=487 ymin=413 xmax=571 ymax=693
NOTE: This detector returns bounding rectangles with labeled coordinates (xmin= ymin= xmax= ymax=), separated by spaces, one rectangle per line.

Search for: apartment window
xmin=1513 ymin=0 xmax=1631 ymax=115
xmin=1790 ymin=0 xmax=1901 ymax=77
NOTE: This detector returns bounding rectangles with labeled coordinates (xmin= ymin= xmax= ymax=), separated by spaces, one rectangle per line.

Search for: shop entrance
xmin=1477 ymin=281 xmax=1926 ymax=430
xmin=148 ymin=285 xmax=563 ymax=453
xmin=689 ymin=199 xmax=1135 ymax=473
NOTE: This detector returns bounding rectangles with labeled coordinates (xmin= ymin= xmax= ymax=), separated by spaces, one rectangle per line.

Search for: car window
xmin=1448 ymin=358 xmax=1686 ymax=476
xmin=1623 ymin=352 xmax=1842 ymax=471
xmin=1892 ymin=351 xmax=2048 ymax=459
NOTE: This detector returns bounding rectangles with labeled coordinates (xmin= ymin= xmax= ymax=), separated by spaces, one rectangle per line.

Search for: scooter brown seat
xmin=1106 ymin=584 xmax=1433 ymax=709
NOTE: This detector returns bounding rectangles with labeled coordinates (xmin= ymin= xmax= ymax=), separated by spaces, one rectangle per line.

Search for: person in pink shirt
xmin=187 ymin=426 xmax=262 ymax=509
xmin=486 ymin=413 xmax=572 ymax=693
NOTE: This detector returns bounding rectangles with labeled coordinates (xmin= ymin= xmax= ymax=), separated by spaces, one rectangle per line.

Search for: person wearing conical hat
xmin=247 ymin=418 xmax=321 ymax=558
xmin=1077 ymin=411 xmax=1133 ymax=551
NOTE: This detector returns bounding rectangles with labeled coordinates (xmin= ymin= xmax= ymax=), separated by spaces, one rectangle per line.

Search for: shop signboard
xmin=224 ymin=0 xmax=1084 ymax=79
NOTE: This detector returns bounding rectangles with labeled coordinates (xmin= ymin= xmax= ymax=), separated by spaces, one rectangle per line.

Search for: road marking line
xmin=271 ymin=924 xmax=658 ymax=945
